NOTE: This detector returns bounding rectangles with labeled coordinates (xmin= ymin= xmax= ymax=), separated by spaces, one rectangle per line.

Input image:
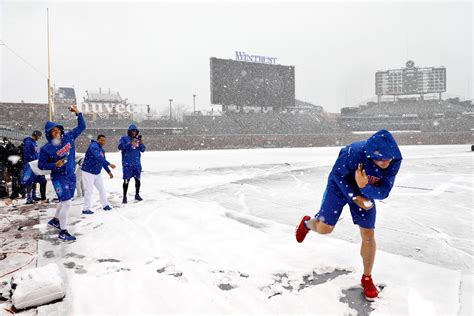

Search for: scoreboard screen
xmin=55 ymin=87 xmax=77 ymax=104
xmin=375 ymin=61 xmax=446 ymax=96
xmin=210 ymin=57 xmax=295 ymax=108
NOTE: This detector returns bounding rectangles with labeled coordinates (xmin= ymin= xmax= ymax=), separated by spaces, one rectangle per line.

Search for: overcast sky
xmin=1 ymin=1 xmax=472 ymax=113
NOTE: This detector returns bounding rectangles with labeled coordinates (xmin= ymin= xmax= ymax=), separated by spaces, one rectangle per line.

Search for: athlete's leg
xmin=306 ymin=219 xmax=335 ymax=235
xmin=82 ymin=171 xmax=95 ymax=211
xmin=360 ymin=227 xmax=376 ymax=276
xmin=58 ymin=199 xmax=72 ymax=230
xmin=76 ymin=174 xmax=83 ymax=197
xmin=25 ymin=184 xmax=33 ymax=200
xmin=347 ymin=199 xmax=377 ymax=275
xmin=31 ymin=183 xmax=37 ymax=199
xmin=123 ymin=179 xmax=129 ymax=196
xmin=94 ymin=174 xmax=109 ymax=207
xmin=54 ymin=201 xmax=61 ymax=219
xmin=52 ymin=177 xmax=74 ymax=226
xmin=134 ymin=176 xmax=141 ymax=195
xmin=307 ymin=186 xmax=347 ymax=235
xmin=39 ymin=179 xmax=47 ymax=200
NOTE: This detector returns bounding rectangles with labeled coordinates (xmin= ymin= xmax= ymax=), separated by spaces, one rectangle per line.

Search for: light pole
xmin=47 ymin=8 xmax=54 ymax=121
xmin=169 ymin=98 xmax=173 ymax=122
xmin=193 ymin=94 xmax=196 ymax=114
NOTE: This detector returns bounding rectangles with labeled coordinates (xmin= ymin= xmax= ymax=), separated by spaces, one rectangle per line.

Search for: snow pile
xmin=11 ymin=263 xmax=65 ymax=310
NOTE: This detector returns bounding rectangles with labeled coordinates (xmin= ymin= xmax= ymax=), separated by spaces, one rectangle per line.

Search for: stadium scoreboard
xmin=375 ymin=60 xmax=446 ymax=96
xmin=210 ymin=57 xmax=295 ymax=108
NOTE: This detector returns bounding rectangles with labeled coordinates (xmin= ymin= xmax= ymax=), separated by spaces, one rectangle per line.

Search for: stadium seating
xmin=339 ymin=98 xmax=473 ymax=132
xmin=0 ymin=103 xmax=48 ymax=132
xmin=183 ymin=112 xmax=333 ymax=135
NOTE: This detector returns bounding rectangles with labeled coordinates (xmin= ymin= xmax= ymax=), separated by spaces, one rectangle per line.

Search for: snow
xmin=11 ymin=263 xmax=65 ymax=310
xmin=5 ymin=144 xmax=473 ymax=314
xmin=7 ymin=155 xmax=21 ymax=165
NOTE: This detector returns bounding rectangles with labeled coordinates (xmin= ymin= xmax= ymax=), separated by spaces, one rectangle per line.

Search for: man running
xmin=295 ymin=129 xmax=402 ymax=301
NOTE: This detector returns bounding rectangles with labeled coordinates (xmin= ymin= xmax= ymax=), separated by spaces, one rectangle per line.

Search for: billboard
xmin=54 ymin=87 xmax=77 ymax=104
xmin=210 ymin=57 xmax=295 ymax=108
xmin=54 ymin=87 xmax=77 ymax=116
xmin=375 ymin=61 xmax=446 ymax=96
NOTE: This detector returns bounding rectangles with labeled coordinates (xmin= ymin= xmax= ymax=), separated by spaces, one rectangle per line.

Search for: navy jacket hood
xmin=127 ymin=124 xmax=139 ymax=137
xmin=365 ymin=129 xmax=402 ymax=161
xmin=44 ymin=121 xmax=64 ymax=141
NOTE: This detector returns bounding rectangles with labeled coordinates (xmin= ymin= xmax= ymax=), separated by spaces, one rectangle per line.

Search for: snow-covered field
xmin=21 ymin=145 xmax=474 ymax=314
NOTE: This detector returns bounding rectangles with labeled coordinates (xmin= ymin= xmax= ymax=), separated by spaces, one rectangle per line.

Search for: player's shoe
xmin=25 ymin=198 xmax=35 ymax=205
xmin=82 ymin=209 xmax=94 ymax=215
xmin=135 ymin=194 xmax=143 ymax=201
xmin=48 ymin=218 xmax=60 ymax=229
xmin=295 ymin=215 xmax=311 ymax=243
xmin=122 ymin=196 xmax=127 ymax=204
xmin=103 ymin=205 xmax=112 ymax=211
xmin=58 ymin=230 xmax=76 ymax=241
xmin=361 ymin=274 xmax=379 ymax=301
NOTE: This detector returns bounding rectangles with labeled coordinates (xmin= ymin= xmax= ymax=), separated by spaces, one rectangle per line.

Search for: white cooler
xmin=11 ymin=263 xmax=65 ymax=310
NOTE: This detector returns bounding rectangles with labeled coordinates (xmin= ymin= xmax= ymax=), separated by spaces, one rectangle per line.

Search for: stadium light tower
xmin=193 ymin=94 xmax=196 ymax=114
xmin=169 ymin=98 xmax=173 ymax=122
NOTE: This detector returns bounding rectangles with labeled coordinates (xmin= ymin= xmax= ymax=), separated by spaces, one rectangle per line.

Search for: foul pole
xmin=47 ymin=8 xmax=54 ymax=121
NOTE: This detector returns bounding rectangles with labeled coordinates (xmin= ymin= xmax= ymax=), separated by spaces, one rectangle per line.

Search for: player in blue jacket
xmin=21 ymin=130 xmax=47 ymax=204
xmin=118 ymin=124 xmax=145 ymax=204
xmin=295 ymin=129 xmax=402 ymax=301
xmin=81 ymin=135 xmax=116 ymax=214
xmin=38 ymin=105 xmax=86 ymax=241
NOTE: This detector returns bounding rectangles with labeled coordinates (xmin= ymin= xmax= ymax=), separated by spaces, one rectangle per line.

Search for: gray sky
xmin=1 ymin=1 xmax=472 ymax=113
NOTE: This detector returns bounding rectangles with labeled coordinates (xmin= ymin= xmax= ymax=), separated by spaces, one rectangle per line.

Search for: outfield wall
xmin=75 ymin=131 xmax=474 ymax=153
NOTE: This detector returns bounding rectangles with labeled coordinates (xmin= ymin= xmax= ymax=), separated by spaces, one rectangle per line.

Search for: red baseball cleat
xmin=361 ymin=274 xmax=379 ymax=301
xmin=295 ymin=215 xmax=311 ymax=243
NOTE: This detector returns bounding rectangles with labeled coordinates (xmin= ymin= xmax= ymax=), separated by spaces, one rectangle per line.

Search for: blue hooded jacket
xmin=22 ymin=136 xmax=39 ymax=164
xmin=118 ymin=124 xmax=145 ymax=167
xmin=328 ymin=129 xmax=402 ymax=201
xmin=38 ymin=113 xmax=86 ymax=180
xmin=81 ymin=140 xmax=111 ymax=175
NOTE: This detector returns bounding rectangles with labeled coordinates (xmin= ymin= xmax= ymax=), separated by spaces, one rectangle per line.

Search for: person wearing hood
xmin=118 ymin=124 xmax=146 ymax=204
xmin=21 ymin=130 xmax=47 ymax=204
xmin=38 ymin=105 xmax=86 ymax=241
xmin=81 ymin=134 xmax=115 ymax=214
xmin=295 ymin=129 xmax=402 ymax=301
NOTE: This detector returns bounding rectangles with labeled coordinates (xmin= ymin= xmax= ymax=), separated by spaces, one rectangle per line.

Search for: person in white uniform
xmin=81 ymin=135 xmax=115 ymax=214
xmin=75 ymin=154 xmax=85 ymax=197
